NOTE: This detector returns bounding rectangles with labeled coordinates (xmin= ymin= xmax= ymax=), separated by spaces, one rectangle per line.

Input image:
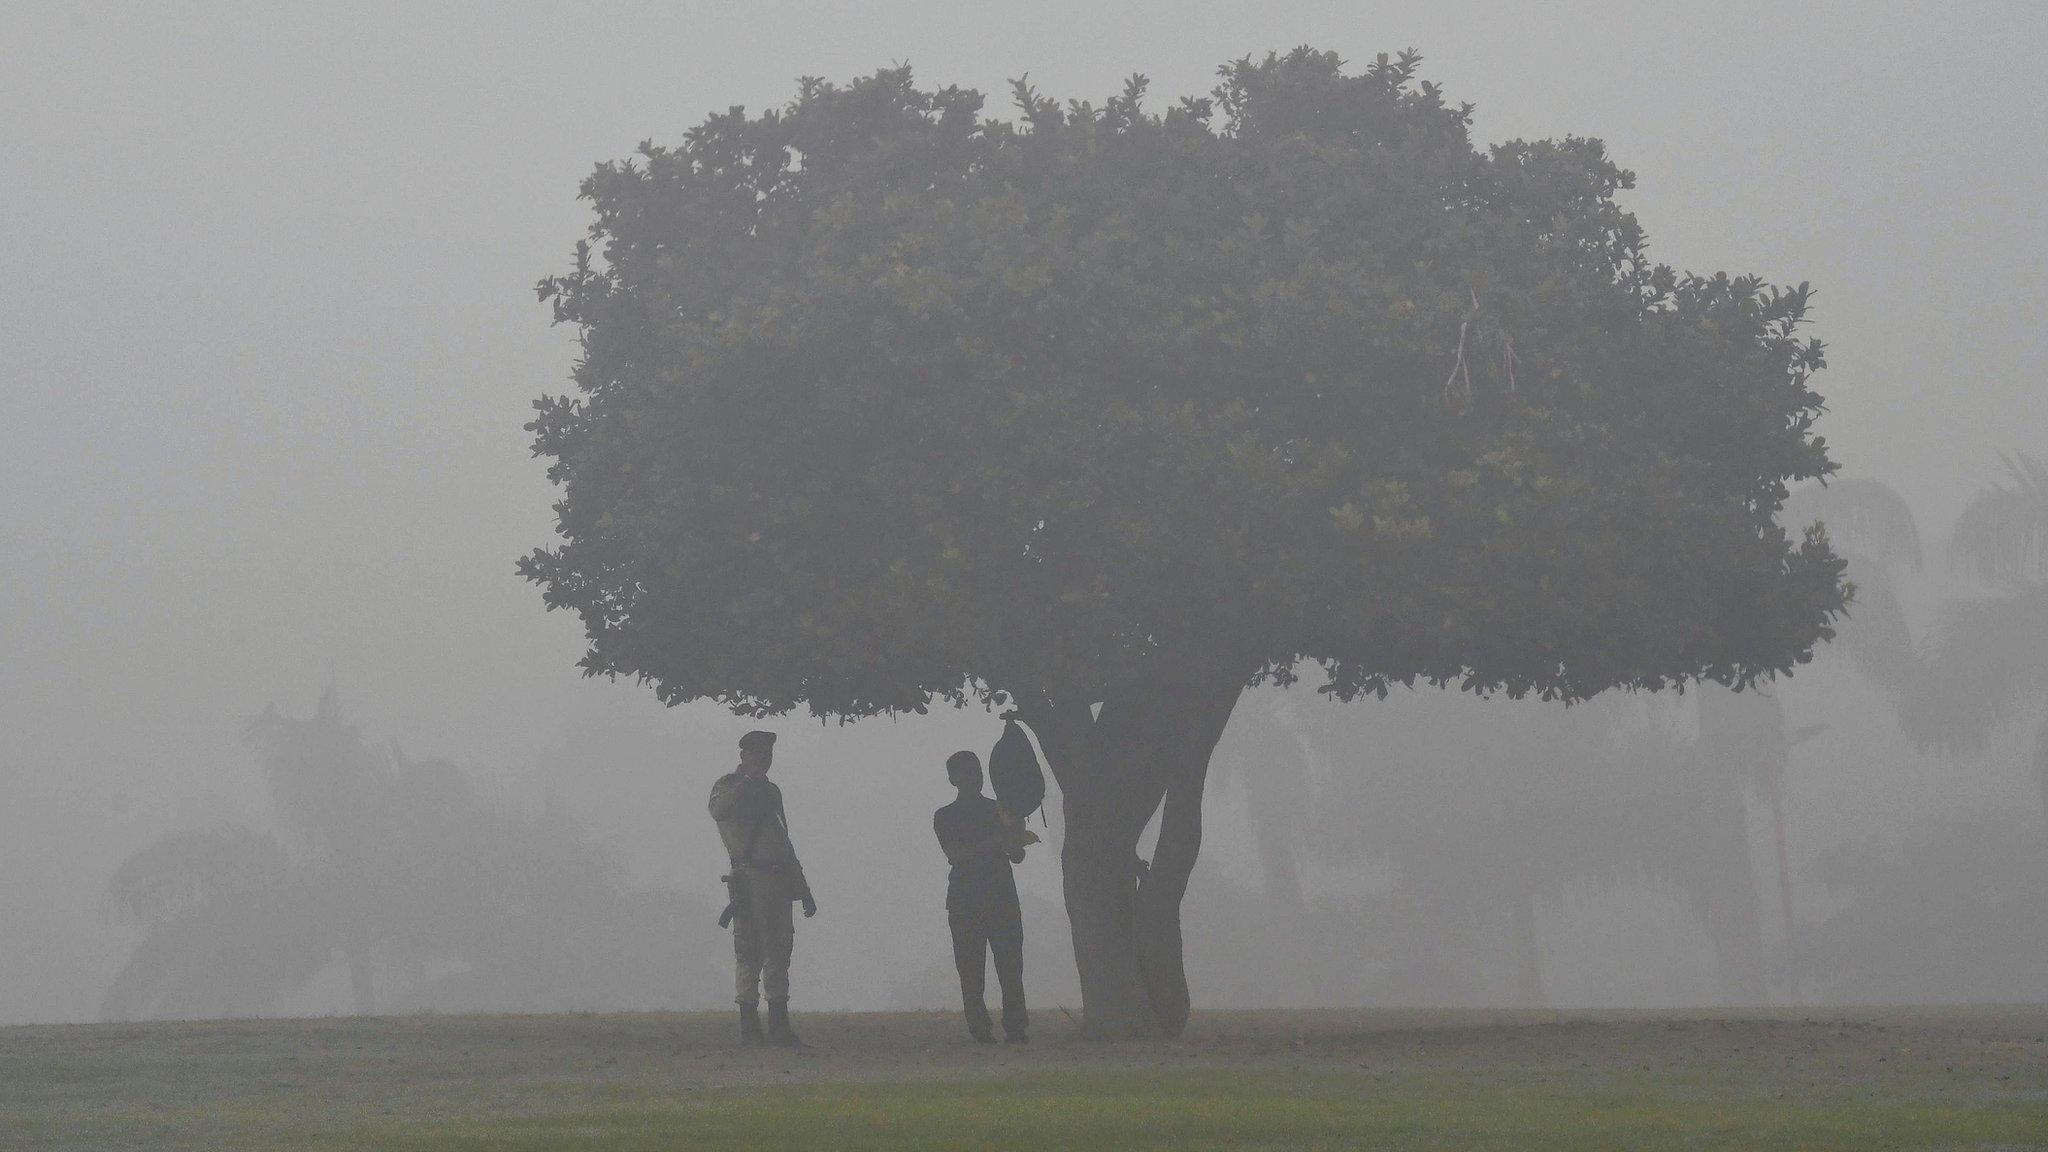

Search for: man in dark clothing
xmin=933 ymin=750 xmax=1035 ymax=1043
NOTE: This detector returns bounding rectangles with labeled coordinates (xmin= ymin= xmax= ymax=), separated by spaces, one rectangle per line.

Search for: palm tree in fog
xmin=1778 ymin=477 xmax=1925 ymax=695
xmin=104 ymin=694 xmax=423 ymax=1017
xmin=103 ymin=692 xmax=717 ymax=1020
xmin=102 ymin=824 xmax=338 ymax=1019
xmin=1750 ymin=477 xmax=1926 ymax=954
xmin=1898 ymin=454 xmax=2048 ymax=820
xmin=1776 ymin=463 xmax=2048 ymax=1002
xmin=1795 ymin=459 xmax=2048 ymax=818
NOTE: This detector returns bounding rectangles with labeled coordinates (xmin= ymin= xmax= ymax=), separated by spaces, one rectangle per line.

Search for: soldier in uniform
xmin=933 ymin=750 xmax=1034 ymax=1043
xmin=709 ymin=730 xmax=815 ymax=1046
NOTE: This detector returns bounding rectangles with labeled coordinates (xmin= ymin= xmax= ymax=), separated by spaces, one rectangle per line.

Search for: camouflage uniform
xmin=709 ymin=771 xmax=810 ymax=1008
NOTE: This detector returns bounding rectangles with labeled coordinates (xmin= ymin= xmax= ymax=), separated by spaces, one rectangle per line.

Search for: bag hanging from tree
xmin=988 ymin=718 xmax=1047 ymax=823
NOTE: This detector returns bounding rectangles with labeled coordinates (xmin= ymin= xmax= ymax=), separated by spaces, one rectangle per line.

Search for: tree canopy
xmin=523 ymin=48 xmax=1847 ymax=719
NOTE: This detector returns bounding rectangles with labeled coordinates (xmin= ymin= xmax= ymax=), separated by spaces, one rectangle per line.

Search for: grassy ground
xmin=3 ymin=1007 xmax=2044 ymax=1150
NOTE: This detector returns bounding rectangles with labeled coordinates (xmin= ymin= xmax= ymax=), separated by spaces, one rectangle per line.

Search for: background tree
xmin=523 ymin=49 xmax=1848 ymax=1036
xmin=1779 ymin=478 xmax=1925 ymax=697
xmin=1767 ymin=467 xmax=2048 ymax=1001
xmin=1790 ymin=807 xmax=2048 ymax=1003
xmin=1889 ymin=454 xmax=2048 ymax=825
xmin=1214 ymin=475 xmax=1930 ymax=1007
xmin=103 ymin=693 xmax=719 ymax=1020
xmin=1221 ymin=685 xmax=1788 ymax=1008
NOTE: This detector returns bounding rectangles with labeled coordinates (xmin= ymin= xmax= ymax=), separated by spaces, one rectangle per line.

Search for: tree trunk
xmin=1019 ymin=662 xmax=1246 ymax=1038
xmin=1766 ymin=771 xmax=1796 ymax=944
xmin=1695 ymin=687 xmax=1777 ymax=1006
xmin=1059 ymin=798 xmax=1157 ymax=1037
xmin=1133 ymin=756 xmax=1209 ymax=1034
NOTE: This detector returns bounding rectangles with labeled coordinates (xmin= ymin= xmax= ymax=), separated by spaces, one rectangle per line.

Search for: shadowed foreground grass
xmin=4 ymin=1009 xmax=2044 ymax=1150
xmin=362 ymin=1072 xmax=2045 ymax=1152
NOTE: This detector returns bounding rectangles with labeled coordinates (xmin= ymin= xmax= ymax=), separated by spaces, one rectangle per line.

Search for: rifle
xmin=717 ymin=871 xmax=747 ymax=928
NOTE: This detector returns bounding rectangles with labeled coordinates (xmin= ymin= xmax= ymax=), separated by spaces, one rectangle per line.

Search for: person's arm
xmin=936 ymin=811 xmax=1001 ymax=866
xmin=786 ymin=843 xmax=813 ymax=900
xmin=708 ymin=775 xmax=770 ymax=821
xmin=769 ymin=794 xmax=815 ymax=916
xmin=936 ymin=811 xmax=1031 ymax=865
xmin=763 ymin=791 xmax=814 ymax=913
xmin=792 ymin=854 xmax=816 ymax=916
xmin=934 ymin=811 xmax=968 ymax=865
xmin=954 ymin=833 xmax=1015 ymax=862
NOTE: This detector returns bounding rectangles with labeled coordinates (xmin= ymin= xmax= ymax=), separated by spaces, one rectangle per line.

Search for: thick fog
xmin=5 ymin=2 xmax=2047 ymax=1023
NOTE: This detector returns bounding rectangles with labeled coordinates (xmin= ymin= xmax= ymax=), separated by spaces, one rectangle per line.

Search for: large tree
xmin=522 ymin=49 xmax=1847 ymax=1036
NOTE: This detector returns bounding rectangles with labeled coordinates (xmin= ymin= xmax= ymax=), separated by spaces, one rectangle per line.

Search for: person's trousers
xmin=733 ymin=868 xmax=796 ymax=1006
xmin=949 ymin=906 xmax=1025 ymax=1038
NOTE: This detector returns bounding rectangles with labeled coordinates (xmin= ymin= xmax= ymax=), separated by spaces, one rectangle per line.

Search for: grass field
xmin=4 ymin=1007 xmax=2045 ymax=1150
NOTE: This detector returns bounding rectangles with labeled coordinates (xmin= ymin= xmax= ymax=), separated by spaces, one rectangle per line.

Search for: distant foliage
xmin=1781 ymin=478 xmax=1923 ymax=575
xmin=1950 ymin=454 xmax=2048 ymax=588
xmin=102 ymin=693 xmax=720 ymax=1020
xmin=1793 ymin=808 xmax=2048 ymax=1003
xmin=1214 ymin=683 xmax=1784 ymax=1003
xmin=1864 ymin=454 xmax=2048 ymax=779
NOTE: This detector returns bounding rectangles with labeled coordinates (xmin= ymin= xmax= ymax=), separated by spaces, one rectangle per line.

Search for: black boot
xmin=766 ymin=999 xmax=805 ymax=1048
xmin=738 ymin=1002 xmax=764 ymax=1046
xmin=966 ymin=1000 xmax=994 ymax=1043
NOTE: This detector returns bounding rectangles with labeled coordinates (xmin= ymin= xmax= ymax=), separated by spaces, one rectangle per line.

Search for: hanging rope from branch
xmin=1444 ymin=289 xmax=1522 ymax=407
xmin=1442 ymin=288 xmax=1479 ymax=412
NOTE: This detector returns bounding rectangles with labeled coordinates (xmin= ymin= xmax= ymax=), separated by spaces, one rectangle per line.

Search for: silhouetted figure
xmin=934 ymin=750 xmax=1033 ymax=1043
xmin=709 ymin=730 xmax=815 ymax=1046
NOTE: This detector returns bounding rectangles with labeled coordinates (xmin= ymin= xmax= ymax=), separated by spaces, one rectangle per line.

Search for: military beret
xmin=738 ymin=730 xmax=777 ymax=752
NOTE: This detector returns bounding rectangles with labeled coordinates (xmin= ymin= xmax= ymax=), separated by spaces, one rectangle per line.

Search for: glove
xmin=801 ymin=892 xmax=817 ymax=918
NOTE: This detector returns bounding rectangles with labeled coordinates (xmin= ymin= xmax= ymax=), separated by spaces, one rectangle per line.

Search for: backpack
xmin=988 ymin=719 xmax=1047 ymax=823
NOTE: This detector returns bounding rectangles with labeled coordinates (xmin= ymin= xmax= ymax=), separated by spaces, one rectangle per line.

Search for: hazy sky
xmin=4 ymin=1 xmax=2046 ymax=1023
